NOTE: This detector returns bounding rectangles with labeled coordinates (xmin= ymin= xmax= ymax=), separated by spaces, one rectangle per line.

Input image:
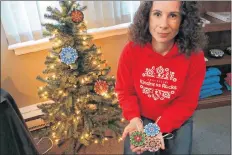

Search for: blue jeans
xmin=124 ymin=116 xmax=193 ymax=155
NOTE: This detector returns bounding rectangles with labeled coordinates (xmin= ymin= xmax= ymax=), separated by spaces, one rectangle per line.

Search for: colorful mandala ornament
xmin=130 ymin=131 xmax=146 ymax=147
xmin=145 ymin=136 xmax=162 ymax=152
xmin=71 ymin=10 xmax=84 ymax=23
xmin=94 ymin=80 xmax=109 ymax=95
xmin=144 ymin=123 xmax=160 ymax=137
xmin=59 ymin=47 xmax=78 ymax=65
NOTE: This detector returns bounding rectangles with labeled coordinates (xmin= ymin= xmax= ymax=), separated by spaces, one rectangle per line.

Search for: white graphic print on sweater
xmin=140 ymin=66 xmax=178 ymax=101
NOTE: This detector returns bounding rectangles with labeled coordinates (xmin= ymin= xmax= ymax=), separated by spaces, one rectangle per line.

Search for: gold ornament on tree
xmin=94 ymin=80 xmax=108 ymax=95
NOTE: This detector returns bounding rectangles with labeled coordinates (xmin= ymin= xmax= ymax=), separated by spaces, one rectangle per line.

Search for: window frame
xmin=8 ymin=22 xmax=131 ymax=55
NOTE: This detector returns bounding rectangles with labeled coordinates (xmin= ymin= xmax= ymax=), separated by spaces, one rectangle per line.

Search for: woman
xmin=115 ymin=1 xmax=207 ymax=155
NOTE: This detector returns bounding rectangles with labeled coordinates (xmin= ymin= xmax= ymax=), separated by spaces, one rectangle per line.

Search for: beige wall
xmin=1 ymin=24 xmax=128 ymax=107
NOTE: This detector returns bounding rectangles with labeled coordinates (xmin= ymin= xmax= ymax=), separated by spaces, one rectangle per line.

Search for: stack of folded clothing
xmin=224 ymin=73 xmax=231 ymax=91
xmin=200 ymin=67 xmax=223 ymax=99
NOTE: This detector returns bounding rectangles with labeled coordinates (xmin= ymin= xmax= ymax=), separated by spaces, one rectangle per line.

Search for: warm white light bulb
xmin=82 ymin=41 xmax=87 ymax=45
xmin=55 ymin=139 xmax=59 ymax=144
xmin=114 ymin=92 xmax=118 ymax=97
xmin=76 ymin=110 xmax=80 ymax=114
xmin=63 ymin=93 xmax=67 ymax=96
xmin=58 ymin=40 xmax=62 ymax=44
xmin=102 ymin=93 xmax=109 ymax=98
xmin=53 ymin=29 xmax=58 ymax=34
xmin=118 ymin=137 xmax=123 ymax=142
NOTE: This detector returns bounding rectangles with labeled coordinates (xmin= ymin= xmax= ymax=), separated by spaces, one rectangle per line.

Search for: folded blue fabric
xmin=201 ymin=82 xmax=222 ymax=90
xmin=203 ymin=76 xmax=220 ymax=85
xmin=205 ymin=67 xmax=221 ymax=78
xmin=200 ymin=89 xmax=223 ymax=99
xmin=200 ymin=88 xmax=215 ymax=95
xmin=224 ymin=81 xmax=231 ymax=91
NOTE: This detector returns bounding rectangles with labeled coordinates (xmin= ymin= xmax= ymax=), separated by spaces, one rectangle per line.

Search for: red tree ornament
xmin=71 ymin=10 xmax=84 ymax=23
xmin=94 ymin=80 xmax=108 ymax=95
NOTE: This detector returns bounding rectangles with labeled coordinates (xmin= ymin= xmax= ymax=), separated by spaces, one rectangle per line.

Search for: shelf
xmin=206 ymin=54 xmax=231 ymax=66
xmin=202 ymin=14 xmax=231 ymax=32
xmin=197 ymin=90 xmax=231 ymax=110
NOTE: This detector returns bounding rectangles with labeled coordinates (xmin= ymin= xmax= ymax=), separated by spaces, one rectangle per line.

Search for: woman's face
xmin=149 ymin=1 xmax=182 ymax=43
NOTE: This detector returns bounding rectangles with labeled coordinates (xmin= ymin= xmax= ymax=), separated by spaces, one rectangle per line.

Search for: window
xmin=1 ymin=1 xmax=140 ymax=46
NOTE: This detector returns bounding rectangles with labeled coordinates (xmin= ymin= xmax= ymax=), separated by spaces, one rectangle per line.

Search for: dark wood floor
xmin=35 ymin=137 xmax=123 ymax=154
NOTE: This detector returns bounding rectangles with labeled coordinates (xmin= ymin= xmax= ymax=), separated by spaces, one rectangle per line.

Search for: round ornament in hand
xmin=208 ymin=49 xmax=224 ymax=58
xmin=130 ymin=131 xmax=146 ymax=147
xmin=144 ymin=123 xmax=160 ymax=137
xmin=71 ymin=10 xmax=84 ymax=23
xmin=145 ymin=136 xmax=162 ymax=152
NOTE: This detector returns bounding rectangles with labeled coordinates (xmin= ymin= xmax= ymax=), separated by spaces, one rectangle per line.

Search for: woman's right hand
xmin=122 ymin=117 xmax=146 ymax=154
xmin=122 ymin=117 xmax=143 ymax=140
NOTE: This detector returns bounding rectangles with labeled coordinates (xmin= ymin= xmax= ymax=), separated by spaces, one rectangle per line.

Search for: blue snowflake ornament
xmin=144 ymin=123 xmax=160 ymax=137
xmin=59 ymin=47 xmax=78 ymax=65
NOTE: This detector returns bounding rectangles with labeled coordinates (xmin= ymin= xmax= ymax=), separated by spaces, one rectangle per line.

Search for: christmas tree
xmin=36 ymin=1 xmax=125 ymax=153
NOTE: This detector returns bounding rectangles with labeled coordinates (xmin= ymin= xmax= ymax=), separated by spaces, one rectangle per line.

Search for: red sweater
xmin=115 ymin=42 xmax=206 ymax=133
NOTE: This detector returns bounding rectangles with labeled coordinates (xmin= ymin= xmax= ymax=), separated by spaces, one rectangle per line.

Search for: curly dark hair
xmin=128 ymin=1 xmax=208 ymax=56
